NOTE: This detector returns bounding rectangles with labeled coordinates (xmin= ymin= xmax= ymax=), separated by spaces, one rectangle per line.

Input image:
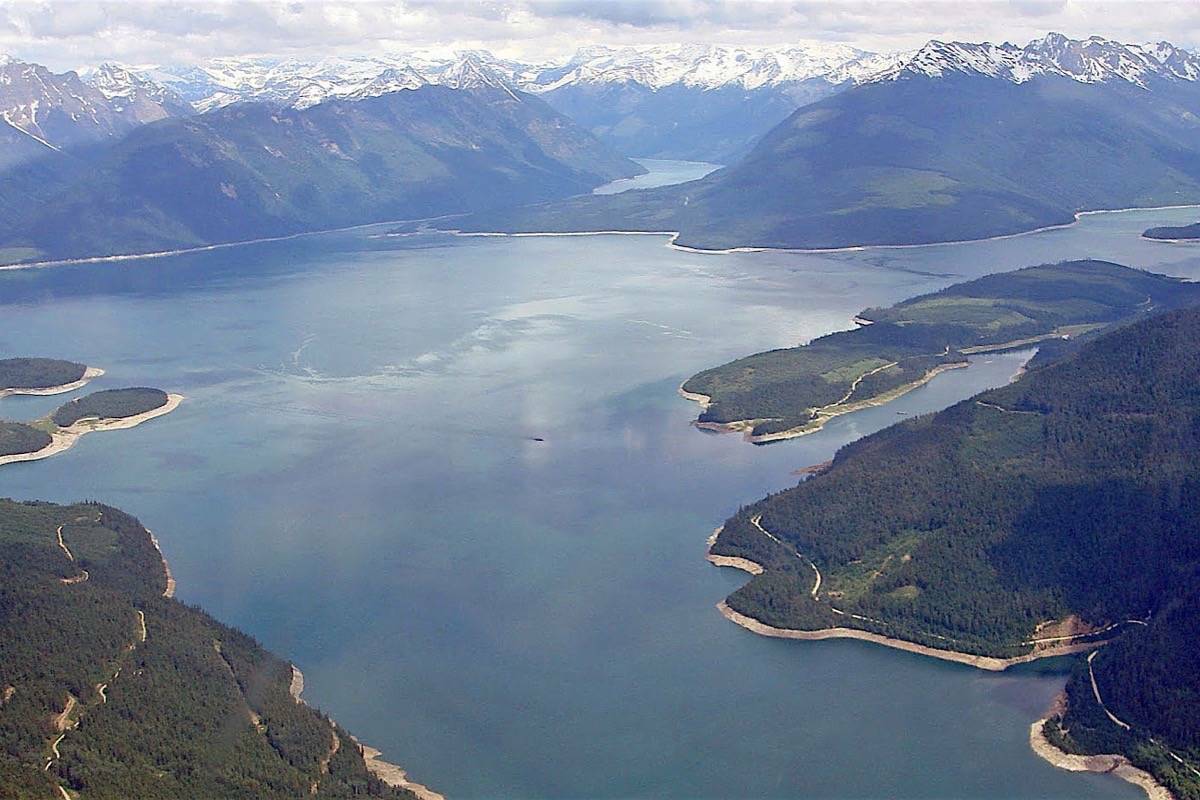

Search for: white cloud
xmin=2 ymin=0 xmax=1199 ymax=70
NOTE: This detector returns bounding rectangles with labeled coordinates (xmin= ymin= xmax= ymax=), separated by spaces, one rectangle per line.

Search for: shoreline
xmin=449 ymin=203 xmax=1200 ymax=257
xmin=289 ymin=665 xmax=445 ymax=800
xmin=685 ymin=361 xmax=968 ymax=444
xmin=0 ymin=393 xmax=184 ymax=468
xmin=705 ymin=526 xmax=764 ymax=575
xmin=716 ymin=601 xmax=1104 ymax=671
xmin=148 ymin=532 xmax=176 ymax=599
xmin=1030 ymin=695 xmax=1173 ymax=800
xmin=0 ymin=366 xmax=104 ymax=399
xmin=2 ymin=203 xmax=1197 ymax=273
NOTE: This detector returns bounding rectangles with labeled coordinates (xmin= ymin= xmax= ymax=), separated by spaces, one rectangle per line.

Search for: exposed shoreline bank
xmin=1030 ymin=694 xmax=1173 ymax=800
xmin=715 ymin=601 xmax=1104 ymax=671
xmin=149 ymin=532 xmax=176 ymax=599
xmin=705 ymin=526 xmax=764 ymax=575
xmin=288 ymin=665 xmax=445 ymax=800
xmin=0 ymin=366 xmax=104 ymax=399
xmin=0 ymin=393 xmax=184 ymax=468
xmin=684 ymin=361 xmax=968 ymax=444
xmin=3 ymin=203 xmax=1197 ymax=273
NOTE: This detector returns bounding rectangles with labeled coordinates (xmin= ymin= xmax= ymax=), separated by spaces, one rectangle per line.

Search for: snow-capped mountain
xmin=139 ymin=52 xmax=531 ymax=112
xmin=874 ymin=33 xmax=1200 ymax=87
xmin=524 ymin=43 xmax=902 ymax=92
xmin=522 ymin=43 xmax=907 ymax=161
xmin=80 ymin=62 xmax=192 ymax=118
xmin=0 ymin=57 xmax=189 ymax=167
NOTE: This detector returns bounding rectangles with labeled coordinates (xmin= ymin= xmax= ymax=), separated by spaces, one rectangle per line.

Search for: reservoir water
xmin=2 ymin=167 xmax=1199 ymax=798
xmin=592 ymin=158 xmax=720 ymax=194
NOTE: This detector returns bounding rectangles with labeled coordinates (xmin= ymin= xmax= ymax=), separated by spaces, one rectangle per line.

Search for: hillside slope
xmin=706 ymin=306 xmax=1200 ymax=794
xmin=0 ymin=84 xmax=641 ymax=264
xmin=0 ymin=499 xmax=419 ymax=799
xmin=434 ymin=36 xmax=1200 ymax=249
xmin=683 ymin=261 xmax=1200 ymax=440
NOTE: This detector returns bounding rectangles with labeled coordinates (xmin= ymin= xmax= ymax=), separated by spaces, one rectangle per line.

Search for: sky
xmin=3 ymin=0 xmax=1200 ymax=70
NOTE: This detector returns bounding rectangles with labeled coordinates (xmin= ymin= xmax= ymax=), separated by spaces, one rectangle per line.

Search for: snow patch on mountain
xmin=527 ymin=42 xmax=883 ymax=92
xmin=872 ymin=33 xmax=1200 ymax=87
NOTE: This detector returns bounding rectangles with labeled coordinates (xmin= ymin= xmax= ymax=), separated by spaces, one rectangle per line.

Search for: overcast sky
xmin=3 ymin=0 xmax=1200 ymax=71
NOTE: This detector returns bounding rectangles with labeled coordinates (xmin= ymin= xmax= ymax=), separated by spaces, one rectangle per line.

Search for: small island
xmin=0 ymin=358 xmax=104 ymax=398
xmin=0 ymin=498 xmax=427 ymax=798
xmin=705 ymin=306 xmax=1200 ymax=798
xmin=0 ymin=386 xmax=184 ymax=467
xmin=681 ymin=260 xmax=1200 ymax=442
xmin=1143 ymin=221 xmax=1200 ymax=241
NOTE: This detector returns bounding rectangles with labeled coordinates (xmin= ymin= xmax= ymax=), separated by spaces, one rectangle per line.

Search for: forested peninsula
xmin=706 ymin=306 xmax=1200 ymax=798
xmin=1144 ymin=221 xmax=1200 ymax=241
xmin=682 ymin=260 xmax=1200 ymax=442
xmin=0 ymin=498 xmax=426 ymax=800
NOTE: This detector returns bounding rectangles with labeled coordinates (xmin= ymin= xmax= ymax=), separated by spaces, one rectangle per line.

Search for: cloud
xmin=1 ymin=0 xmax=1200 ymax=70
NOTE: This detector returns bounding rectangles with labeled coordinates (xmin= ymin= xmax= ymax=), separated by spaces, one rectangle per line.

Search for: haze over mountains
xmin=133 ymin=44 xmax=905 ymax=161
xmin=448 ymin=33 xmax=1200 ymax=250
xmin=3 ymin=33 xmax=1200 ymax=263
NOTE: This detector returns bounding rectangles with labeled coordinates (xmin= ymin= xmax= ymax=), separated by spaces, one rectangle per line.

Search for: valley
xmin=3 ymin=20 xmax=1200 ymax=800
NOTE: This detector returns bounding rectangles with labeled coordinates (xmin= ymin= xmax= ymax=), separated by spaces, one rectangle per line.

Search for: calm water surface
xmin=3 ymin=181 xmax=1200 ymax=798
xmin=593 ymin=158 xmax=720 ymax=194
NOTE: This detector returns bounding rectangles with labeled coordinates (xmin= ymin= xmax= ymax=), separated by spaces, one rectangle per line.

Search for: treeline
xmin=51 ymin=388 xmax=167 ymax=427
xmin=0 ymin=499 xmax=414 ymax=799
xmin=0 ymin=423 xmax=50 ymax=457
xmin=710 ymin=306 xmax=1200 ymax=791
xmin=683 ymin=260 xmax=1200 ymax=434
xmin=0 ymin=359 xmax=86 ymax=391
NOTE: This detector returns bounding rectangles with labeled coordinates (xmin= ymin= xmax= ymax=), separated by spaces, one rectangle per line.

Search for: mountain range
xmin=440 ymin=33 xmax=1200 ymax=250
xmin=129 ymin=44 xmax=907 ymax=161
xmin=5 ymin=33 xmax=1200 ymax=262
xmin=0 ymin=77 xmax=641 ymax=264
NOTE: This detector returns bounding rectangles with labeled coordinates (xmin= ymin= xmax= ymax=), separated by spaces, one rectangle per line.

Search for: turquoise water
xmin=593 ymin=158 xmax=720 ymax=194
xmin=2 ymin=186 xmax=1200 ymax=798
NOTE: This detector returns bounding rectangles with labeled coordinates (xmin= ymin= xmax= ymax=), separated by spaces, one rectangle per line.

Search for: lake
xmin=2 ymin=167 xmax=1199 ymax=798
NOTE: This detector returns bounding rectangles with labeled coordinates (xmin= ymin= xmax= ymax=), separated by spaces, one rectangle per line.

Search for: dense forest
xmin=1144 ymin=221 xmax=1200 ymax=240
xmin=682 ymin=260 xmax=1199 ymax=439
xmin=0 ymin=499 xmax=415 ymax=799
xmin=0 ymin=423 xmax=50 ymax=458
xmin=50 ymin=389 xmax=168 ymax=428
xmin=0 ymin=359 xmax=86 ymax=392
xmin=710 ymin=307 xmax=1200 ymax=794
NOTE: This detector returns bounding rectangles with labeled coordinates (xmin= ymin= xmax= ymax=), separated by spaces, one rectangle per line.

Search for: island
xmin=681 ymin=260 xmax=1200 ymax=442
xmin=1144 ymin=221 xmax=1200 ymax=241
xmin=705 ymin=306 xmax=1200 ymax=798
xmin=0 ymin=498 xmax=436 ymax=799
xmin=0 ymin=387 xmax=184 ymax=467
xmin=0 ymin=358 xmax=103 ymax=399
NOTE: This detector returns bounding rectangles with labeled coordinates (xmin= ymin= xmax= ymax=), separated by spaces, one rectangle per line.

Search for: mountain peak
xmin=344 ymin=66 xmax=427 ymax=103
xmin=440 ymin=53 xmax=519 ymax=96
xmin=873 ymin=33 xmax=1200 ymax=87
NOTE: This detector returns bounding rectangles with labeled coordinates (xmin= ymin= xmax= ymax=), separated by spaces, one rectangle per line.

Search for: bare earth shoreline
xmin=707 ymin=533 xmax=1170 ymax=797
xmin=2 ymin=203 xmax=1197 ymax=273
xmin=288 ymin=665 xmax=445 ymax=800
xmin=1030 ymin=695 xmax=1173 ymax=800
xmin=0 ymin=367 xmax=105 ymax=400
xmin=0 ymin=393 xmax=184 ymax=468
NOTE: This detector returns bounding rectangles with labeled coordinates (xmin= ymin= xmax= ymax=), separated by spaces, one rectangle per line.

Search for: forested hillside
xmin=0 ymin=499 xmax=416 ymax=799
xmin=709 ymin=306 xmax=1200 ymax=794
xmin=683 ymin=260 xmax=1200 ymax=441
xmin=0 ymin=84 xmax=641 ymax=265
xmin=425 ymin=56 xmax=1200 ymax=250
xmin=1144 ymin=221 xmax=1200 ymax=240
